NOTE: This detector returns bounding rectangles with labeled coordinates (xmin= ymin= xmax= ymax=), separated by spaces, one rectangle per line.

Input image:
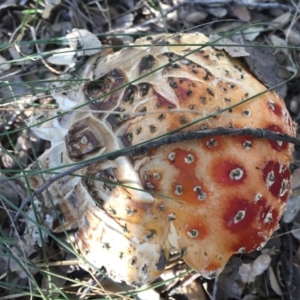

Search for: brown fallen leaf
xmin=243 ymin=43 xmax=282 ymax=90
xmin=182 ymin=278 xmax=207 ymax=300
xmin=231 ymin=5 xmax=251 ymax=22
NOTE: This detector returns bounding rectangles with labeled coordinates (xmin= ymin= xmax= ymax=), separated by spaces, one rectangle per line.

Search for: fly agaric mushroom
xmin=26 ymin=33 xmax=295 ymax=287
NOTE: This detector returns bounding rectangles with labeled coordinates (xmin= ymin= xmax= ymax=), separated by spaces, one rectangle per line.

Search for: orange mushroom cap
xmin=28 ymin=33 xmax=295 ymax=286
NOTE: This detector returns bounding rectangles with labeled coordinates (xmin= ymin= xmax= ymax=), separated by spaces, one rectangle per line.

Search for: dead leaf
xmin=42 ymin=0 xmax=61 ymax=19
xmin=207 ymin=7 xmax=227 ymax=18
xmin=0 ymin=0 xmax=17 ymax=10
xmin=137 ymin=289 xmax=160 ymax=300
xmin=0 ymin=174 xmax=25 ymax=209
xmin=46 ymin=48 xmax=76 ymax=66
xmin=288 ymin=29 xmax=300 ymax=46
xmin=243 ymin=44 xmax=282 ymax=90
xmin=242 ymin=25 xmax=265 ymax=41
xmin=291 ymin=223 xmax=300 ymax=241
xmin=242 ymin=295 xmax=258 ymax=300
xmin=66 ymin=29 xmax=102 ymax=57
xmin=2 ymin=240 xmax=40 ymax=279
xmin=0 ymin=55 xmax=11 ymax=73
xmin=114 ymin=13 xmax=134 ymax=30
xmin=271 ymin=12 xmax=291 ymax=28
xmin=239 ymin=254 xmax=271 ymax=283
xmin=51 ymin=21 xmax=72 ymax=34
xmin=231 ymin=5 xmax=251 ymax=22
xmin=8 ymin=46 xmax=21 ymax=61
xmin=283 ymin=195 xmax=300 ymax=223
xmin=8 ymin=44 xmax=32 ymax=65
xmin=292 ymin=168 xmax=300 ymax=190
xmin=270 ymin=34 xmax=289 ymax=56
xmin=209 ymin=257 xmax=244 ymax=299
xmin=209 ymin=34 xmax=249 ymax=57
xmin=185 ymin=11 xmax=208 ymax=23
xmin=182 ymin=279 xmax=207 ymax=300
xmin=268 ymin=266 xmax=283 ymax=296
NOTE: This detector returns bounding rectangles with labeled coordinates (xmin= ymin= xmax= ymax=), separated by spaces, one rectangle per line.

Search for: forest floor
xmin=1 ymin=0 xmax=300 ymax=299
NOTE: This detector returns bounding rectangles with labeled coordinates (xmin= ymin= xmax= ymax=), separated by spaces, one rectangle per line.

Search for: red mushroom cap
xmin=27 ymin=33 xmax=296 ymax=286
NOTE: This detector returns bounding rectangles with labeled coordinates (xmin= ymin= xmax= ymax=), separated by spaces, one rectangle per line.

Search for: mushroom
xmin=27 ymin=33 xmax=295 ymax=286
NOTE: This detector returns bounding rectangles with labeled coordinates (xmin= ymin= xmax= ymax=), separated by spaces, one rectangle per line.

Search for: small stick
xmin=14 ymin=127 xmax=299 ymax=220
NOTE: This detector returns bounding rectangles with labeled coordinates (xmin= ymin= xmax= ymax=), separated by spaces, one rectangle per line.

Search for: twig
xmin=14 ymin=127 xmax=299 ymax=220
